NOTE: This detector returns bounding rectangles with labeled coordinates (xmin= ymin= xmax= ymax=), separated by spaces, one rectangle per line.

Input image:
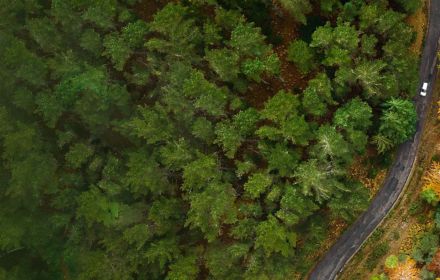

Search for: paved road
xmin=309 ymin=2 xmax=440 ymax=279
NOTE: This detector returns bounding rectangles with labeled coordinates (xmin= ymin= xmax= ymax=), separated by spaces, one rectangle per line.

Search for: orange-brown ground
xmin=135 ymin=0 xmax=169 ymax=22
xmin=349 ymin=151 xmax=387 ymax=198
xmin=406 ymin=0 xmax=428 ymax=55
xmin=135 ymin=0 xmax=309 ymax=108
xmin=386 ymin=258 xmax=420 ymax=280
xmin=243 ymin=1 xmax=310 ymax=108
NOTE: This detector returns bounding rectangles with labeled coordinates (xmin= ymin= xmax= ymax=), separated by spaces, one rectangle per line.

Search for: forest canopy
xmin=0 ymin=0 xmax=421 ymax=279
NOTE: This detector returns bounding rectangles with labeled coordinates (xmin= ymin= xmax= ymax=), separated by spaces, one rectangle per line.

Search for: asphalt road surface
xmin=309 ymin=1 xmax=440 ymax=279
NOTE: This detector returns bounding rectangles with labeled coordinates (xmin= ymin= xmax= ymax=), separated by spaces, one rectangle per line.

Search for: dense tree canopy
xmin=0 ymin=0 xmax=421 ymax=279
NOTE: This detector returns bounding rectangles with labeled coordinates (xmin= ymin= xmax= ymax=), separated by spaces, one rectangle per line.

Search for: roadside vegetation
xmin=369 ymin=98 xmax=440 ymax=280
xmin=0 ymin=0 xmax=423 ymax=279
xmin=341 ymin=51 xmax=440 ymax=280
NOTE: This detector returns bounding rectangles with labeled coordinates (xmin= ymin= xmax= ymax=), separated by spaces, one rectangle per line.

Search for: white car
xmin=420 ymin=82 xmax=429 ymax=96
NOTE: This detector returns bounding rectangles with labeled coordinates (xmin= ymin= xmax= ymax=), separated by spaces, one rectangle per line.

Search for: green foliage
xmin=205 ymin=48 xmax=240 ymax=82
xmin=81 ymin=0 xmax=118 ymax=30
xmin=370 ymin=228 xmax=385 ymax=243
xmin=65 ymin=143 xmax=94 ymax=168
xmin=103 ymin=34 xmax=132 ymax=71
xmin=259 ymin=90 xmax=311 ymax=145
xmin=311 ymin=125 xmax=353 ymax=164
xmin=412 ymin=233 xmax=439 ymax=262
xmin=276 ymin=187 xmax=319 ymax=226
xmin=244 ymin=173 xmax=272 ymax=198
xmin=229 ymin=22 xmax=269 ymax=56
xmin=145 ymin=237 xmax=180 ymax=270
xmin=287 ymin=40 xmax=315 ymax=74
xmin=409 ymin=200 xmax=424 ymax=216
xmin=371 ymin=273 xmax=389 ymax=280
xmin=242 ymin=53 xmax=280 ymax=82
xmin=334 ymin=98 xmax=372 ymax=132
xmin=259 ymin=142 xmax=299 ymax=177
xmin=183 ymin=70 xmax=228 ymax=116
xmin=260 ymin=90 xmax=299 ymax=122
xmin=435 ymin=208 xmax=440 ymax=230
xmin=421 ymin=189 xmax=440 ymax=206
xmin=277 ymin=0 xmax=312 ymax=24
xmin=353 ymin=60 xmax=387 ymax=98
xmin=215 ymin=108 xmax=260 ymax=158
xmin=365 ymin=242 xmax=390 ymax=270
xmin=385 ymin=255 xmax=399 ymax=269
xmin=204 ymin=243 xmax=250 ymax=278
xmin=1 ymin=35 xmax=48 ymax=87
xmin=159 ymin=138 xmax=194 ymax=171
xmin=361 ymin=34 xmax=378 ymax=56
xmin=182 ymin=154 xmax=219 ymax=192
xmin=393 ymin=0 xmax=422 ymax=14
xmin=0 ymin=0 xmax=421 ymax=278
xmin=26 ymin=17 xmax=62 ymax=53
xmin=166 ymin=255 xmax=199 ymax=280
xmin=124 ymin=151 xmax=169 ymax=195
xmin=311 ymin=21 xmax=359 ymax=66
xmin=311 ymin=23 xmax=333 ymax=49
xmin=127 ymin=105 xmax=175 ymax=144
xmin=320 ymin=0 xmax=342 ymax=13
xmin=376 ymin=98 xmax=417 ymax=151
xmin=185 ymin=182 xmax=237 ymax=242
xmin=328 ymin=181 xmax=369 ymax=222
xmin=332 ymin=22 xmax=360 ymax=52
xmin=372 ymin=134 xmax=394 ymax=154
xmin=392 ymin=231 xmax=400 ymax=240
xmin=191 ymin=117 xmax=215 ymax=142
xmin=80 ymin=29 xmax=103 ymax=56
xmin=77 ymin=186 xmax=121 ymax=227
xmin=146 ymin=3 xmax=201 ymax=60
xmin=295 ymin=159 xmax=346 ymax=203
xmin=302 ymin=73 xmax=334 ymax=117
xmin=206 ymin=20 xmax=280 ymax=85
xmin=255 ymin=215 xmax=297 ymax=257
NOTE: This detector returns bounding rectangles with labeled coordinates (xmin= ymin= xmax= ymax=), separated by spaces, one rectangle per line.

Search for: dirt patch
xmin=270 ymin=1 xmax=310 ymax=91
xmin=135 ymin=0 xmax=170 ymax=22
xmin=406 ymin=0 xmax=428 ymax=56
xmin=349 ymin=152 xmax=387 ymax=198
xmin=320 ymin=219 xmax=348 ymax=255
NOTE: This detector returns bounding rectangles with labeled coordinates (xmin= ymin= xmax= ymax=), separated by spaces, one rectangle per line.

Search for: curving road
xmin=309 ymin=1 xmax=440 ymax=279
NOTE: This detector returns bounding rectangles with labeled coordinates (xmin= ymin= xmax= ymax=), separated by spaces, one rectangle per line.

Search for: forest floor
xmin=135 ymin=0 xmax=168 ymax=21
xmin=244 ymin=1 xmax=309 ymax=109
xmin=407 ymin=0 xmax=428 ymax=55
xmin=339 ymin=76 xmax=439 ymax=280
xmin=135 ymin=0 xmax=309 ymax=109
